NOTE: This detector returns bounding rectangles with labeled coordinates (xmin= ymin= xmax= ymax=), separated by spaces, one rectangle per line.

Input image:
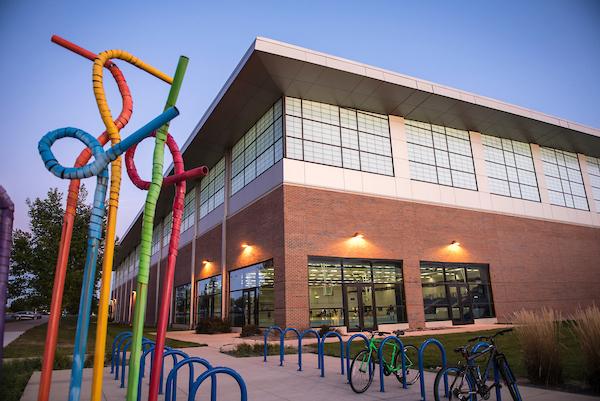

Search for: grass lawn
xmin=0 ymin=317 xmax=205 ymax=401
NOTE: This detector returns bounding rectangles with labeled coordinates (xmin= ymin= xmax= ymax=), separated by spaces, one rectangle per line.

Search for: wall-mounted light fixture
xmin=451 ymin=240 xmax=460 ymax=246
xmin=202 ymin=259 xmax=210 ymax=265
xmin=241 ymin=243 xmax=251 ymax=249
xmin=353 ymin=232 xmax=365 ymax=239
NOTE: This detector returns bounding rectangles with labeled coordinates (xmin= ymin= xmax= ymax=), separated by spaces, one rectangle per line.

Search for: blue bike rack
xmin=164 ymin=356 xmax=215 ymax=401
xmin=471 ymin=341 xmax=502 ymax=401
xmin=345 ymin=333 xmax=370 ymax=383
xmin=377 ymin=336 xmax=406 ymax=392
xmin=281 ymin=327 xmax=300 ymax=366
xmin=159 ymin=349 xmax=190 ymax=394
xmin=121 ymin=338 xmax=154 ymax=388
xmin=111 ymin=331 xmax=132 ymax=374
xmin=298 ymin=329 xmax=321 ymax=371
xmin=263 ymin=326 xmax=284 ymax=364
xmin=189 ymin=367 xmax=248 ymax=401
xmin=113 ymin=332 xmax=133 ymax=378
xmin=319 ymin=331 xmax=344 ymax=378
xmin=418 ymin=338 xmax=448 ymax=401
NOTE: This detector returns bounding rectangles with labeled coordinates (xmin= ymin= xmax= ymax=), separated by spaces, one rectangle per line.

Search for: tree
xmin=9 ymin=186 xmax=105 ymax=313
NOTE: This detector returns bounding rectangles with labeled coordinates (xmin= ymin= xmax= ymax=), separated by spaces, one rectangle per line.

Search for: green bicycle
xmin=349 ymin=330 xmax=420 ymax=393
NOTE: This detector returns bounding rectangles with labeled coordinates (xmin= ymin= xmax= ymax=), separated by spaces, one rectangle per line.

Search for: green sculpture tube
xmin=125 ymin=55 xmax=188 ymax=401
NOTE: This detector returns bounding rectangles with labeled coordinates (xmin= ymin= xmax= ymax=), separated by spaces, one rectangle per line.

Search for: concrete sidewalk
xmin=21 ymin=345 xmax=599 ymax=401
xmin=3 ymin=316 xmax=48 ymax=347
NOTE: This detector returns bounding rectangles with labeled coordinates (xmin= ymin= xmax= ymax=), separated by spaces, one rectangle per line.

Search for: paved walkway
xmin=21 ymin=345 xmax=599 ymax=401
xmin=3 ymin=316 xmax=48 ymax=347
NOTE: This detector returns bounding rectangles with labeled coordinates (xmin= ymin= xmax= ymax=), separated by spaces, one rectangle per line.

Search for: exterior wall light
xmin=241 ymin=243 xmax=250 ymax=249
xmin=202 ymin=259 xmax=210 ymax=264
xmin=353 ymin=232 xmax=364 ymax=239
xmin=451 ymin=241 xmax=460 ymax=246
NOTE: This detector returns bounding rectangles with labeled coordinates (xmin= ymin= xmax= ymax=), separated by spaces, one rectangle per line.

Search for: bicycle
xmin=349 ymin=329 xmax=420 ymax=393
xmin=433 ymin=328 xmax=522 ymax=401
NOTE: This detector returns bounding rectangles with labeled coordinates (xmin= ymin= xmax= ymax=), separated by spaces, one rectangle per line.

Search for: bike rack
xmin=120 ymin=337 xmax=154 ymax=387
xmin=298 ymin=329 xmax=321 ymax=371
xmin=377 ymin=335 xmax=407 ymax=392
xmin=164 ymin=356 xmax=215 ymax=401
xmin=319 ymin=331 xmax=344 ymax=378
xmin=471 ymin=341 xmax=501 ymax=401
xmin=189 ymin=367 xmax=248 ymax=401
xmin=111 ymin=331 xmax=132 ymax=374
xmin=418 ymin=338 xmax=448 ymax=401
xmin=113 ymin=332 xmax=133 ymax=377
xmin=345 ymin=333 xmax=370 ymax=383
xmin=263 ymin=326 xmax=284 ymax=364
xmin=281 ymin=327 xmax=300 ymax=366
xmin=158 ymin=349 xmax=190 ymax=394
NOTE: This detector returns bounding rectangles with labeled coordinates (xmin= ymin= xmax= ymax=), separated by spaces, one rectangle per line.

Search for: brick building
xmin=110 ymin=37 xmax=600 ymax=332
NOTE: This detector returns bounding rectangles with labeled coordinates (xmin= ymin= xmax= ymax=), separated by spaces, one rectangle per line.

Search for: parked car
xmin=13 ymin=311 xmax=42 ymax=320
xmin=4 ymin=312 xmax=16 ymax=322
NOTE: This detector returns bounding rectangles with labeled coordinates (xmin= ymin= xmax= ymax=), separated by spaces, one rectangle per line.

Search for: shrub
xmin=223 ymin=343 xmax=297 ymax=357
xmin=570 ymin=305 xmax=600 ymax=392
xmin=513 ymin=308 xmax=563 ymax=386
xmin=317 ymin=324 xmax=332 ymax=336
xmin=240 ymin=324 xmax=261 ymax=338
xmin=195 ymin=318 xmax=231 ymax=334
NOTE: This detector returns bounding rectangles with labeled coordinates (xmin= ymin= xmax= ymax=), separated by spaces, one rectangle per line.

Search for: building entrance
xmin=344 ymin=284 xmax=376 ymax=332
xmin=448 ymin=284 xmax=474 ymax=325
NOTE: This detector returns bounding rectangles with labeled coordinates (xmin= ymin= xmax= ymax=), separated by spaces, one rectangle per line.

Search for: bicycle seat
xmin=393 ymin=330 xmax=405 ymax=336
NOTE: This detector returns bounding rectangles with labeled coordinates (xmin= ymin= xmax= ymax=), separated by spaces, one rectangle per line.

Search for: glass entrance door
xmin=448 ymin=285 xmax=474 ymax=325
xmin=345 ymin=284 xmax=376 ymax=332
xmin=242 ymin=289 xmax=257 ymax=325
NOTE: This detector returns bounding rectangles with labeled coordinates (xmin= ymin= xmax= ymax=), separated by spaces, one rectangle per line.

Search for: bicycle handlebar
xmin=467 ymin=328 xmax=513 ymax=343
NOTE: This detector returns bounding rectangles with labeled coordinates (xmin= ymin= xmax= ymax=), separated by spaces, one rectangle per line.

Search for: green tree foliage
xmin=9 ymin=186 xmax=105 ymax=313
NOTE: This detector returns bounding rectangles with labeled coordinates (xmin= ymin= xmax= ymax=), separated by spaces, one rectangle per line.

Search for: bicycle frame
xmin=359 ymin=336 xmax=413 ymax=375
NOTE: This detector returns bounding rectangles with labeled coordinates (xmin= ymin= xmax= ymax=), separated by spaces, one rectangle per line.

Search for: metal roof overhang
xmin=115 ymin=37 xmax=600 ymax=264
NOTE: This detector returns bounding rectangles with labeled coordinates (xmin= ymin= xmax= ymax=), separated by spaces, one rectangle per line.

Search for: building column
xmin=188 ymin=185 xmax=201 ymax=329
xmin=403 ymin=257 xmax=425 ymax=329
xmin=221 ymin=149 xmax=232 ymax=320
xmin=578 ymin=154 xmax=598 ymax=213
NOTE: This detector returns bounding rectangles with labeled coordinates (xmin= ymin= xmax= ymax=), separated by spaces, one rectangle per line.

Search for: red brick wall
xmin=283 ymin=184 xmax=600 ymax=329
xmin=195 ymin=224 xmax=223 ymax=280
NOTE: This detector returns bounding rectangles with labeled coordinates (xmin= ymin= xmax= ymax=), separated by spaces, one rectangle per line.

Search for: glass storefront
xmin=308 ymin=257 xmax=405 ymax=331
xmin=421 ymin=262 xmax=494 ymax=324
xmin=197 ymin=275 xmax=222 ymax=321
xmin=174 ymin=283 xmax=191 ymax=325
xmin=229 ymin=260 xmax=274 ymax=327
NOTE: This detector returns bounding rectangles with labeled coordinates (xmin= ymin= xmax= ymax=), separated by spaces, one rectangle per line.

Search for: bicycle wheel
xmin=433 ymin=367 xmax=474 ymax=401
xmin=349 ymin=349 xmax=375 ymax=393
xmin=497 ymin=355 xmax=522 ymax=401
xmin=394 ymin=344 xmax=420 ymax=385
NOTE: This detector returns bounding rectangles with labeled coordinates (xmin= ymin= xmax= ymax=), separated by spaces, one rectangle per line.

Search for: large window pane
xmin=197 ymin=275 xmax=222 ymax=320
xmin=200 ymin=158 xmax=225 ymax=218
xmin=174 ymin=283 xmax=191 ymax=325
xmin=541 ymin=147 xmax=588 ymax=210
xmin=228 ymin=260 xmax=274 ymax=327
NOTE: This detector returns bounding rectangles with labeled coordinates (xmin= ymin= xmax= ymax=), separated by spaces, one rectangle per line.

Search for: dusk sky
xmin=1 ymin=1 xmax=599 ymax=237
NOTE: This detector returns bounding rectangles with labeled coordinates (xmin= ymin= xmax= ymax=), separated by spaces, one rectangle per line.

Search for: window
xmin=406 ymin=120 xmax=477 ymax=190
xmin=229 ymin=260 xmax=274 ymax=327
xmin=285 ymin=97 xmax=394 ymax=176
xmin=540 ymin=147 xmax=588 ymax=210
xmin=481 ymin=135 xmax=540 ymax=201
xmin=151 ymin=225 xmax=161 ymax=255
xmin=174 ymin=283 xmax=191 ymax=325
xmin=197 ymin=275 xmax=222 ymax=320
xmin=162 ymin=212 xmax=172 ymax=245
xmin=308 ymin=257 xmax=405 ymax=328
xmin=231 ymin=100 xmax=283 ymax=195
xmin=199 ymin=158 xmax=225 ymax=218
xmin=181 ymin=190 xmax=196 ymax=232
xmin=585 ymin=156 xmax=600 ymax=212
xmin=420 ymin=262 xmax=494 ymax=322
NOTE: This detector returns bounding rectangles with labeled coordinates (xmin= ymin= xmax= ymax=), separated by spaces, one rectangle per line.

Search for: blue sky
xmin=1 ymin=0 xmax=599 ymax=236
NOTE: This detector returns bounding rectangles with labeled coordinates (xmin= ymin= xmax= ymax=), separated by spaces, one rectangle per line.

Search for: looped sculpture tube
xmin=125 ymin=133 xmax=207 ymax=401
xmin=37 ymin=106 xmax=179 ymax=401
xmin=125 ymin=55 xmax=189 ymax=401
xmin=38 ymin=35 xmax=135 ymax=401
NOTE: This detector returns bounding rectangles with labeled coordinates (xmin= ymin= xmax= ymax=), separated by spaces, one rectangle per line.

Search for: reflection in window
xmin=200 ymin=158 xmax=225 ymax=218
xmin=285 ymin=97 xmax=394 ymax=176
xmin=540 ymin=147 xmax=588 ymax=210
xmin=231 ymin=100 xmax=283 ymax=195
xmin=197 ymin=275 xmax=222 ymax=320
xmin=481 ymin=135 xmax=540 ymax=201
xmin=406 ymin=120 xmax=477 ymax=190
xmin=151 ymin=225 xmax=161 ymax=255
xmin=174 ymin=283 xmax=191 ymax=325
xmin=586 ymin=156 xmax=600 ymax=212
xmin=181 ymin=190 xmax=196 ymax=232
xmin=229 ymin=260 xmax=274 ymax=327
xmin=420 ymin=262 xmax=494 ymax=321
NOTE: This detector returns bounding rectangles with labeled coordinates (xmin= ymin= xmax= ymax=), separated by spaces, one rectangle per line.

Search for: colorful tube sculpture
xmin=88 ymin=47 xmax=172 ymax=401
xmin=38 ymin=108 xmax=179 ymax=401
xmin=38 ymin=36 xmax=133 ymax=401
xmin=125 ymin=134 xmax=208 ymax=401
xmin=0 ymin=185 xmax=14 ymax=372
xmin=125 ymin=56 xmax=189 ymax=401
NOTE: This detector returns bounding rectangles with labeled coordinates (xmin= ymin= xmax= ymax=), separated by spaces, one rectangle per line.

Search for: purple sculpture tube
xmin=0 ymin=185 xmax=14 ymax=371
